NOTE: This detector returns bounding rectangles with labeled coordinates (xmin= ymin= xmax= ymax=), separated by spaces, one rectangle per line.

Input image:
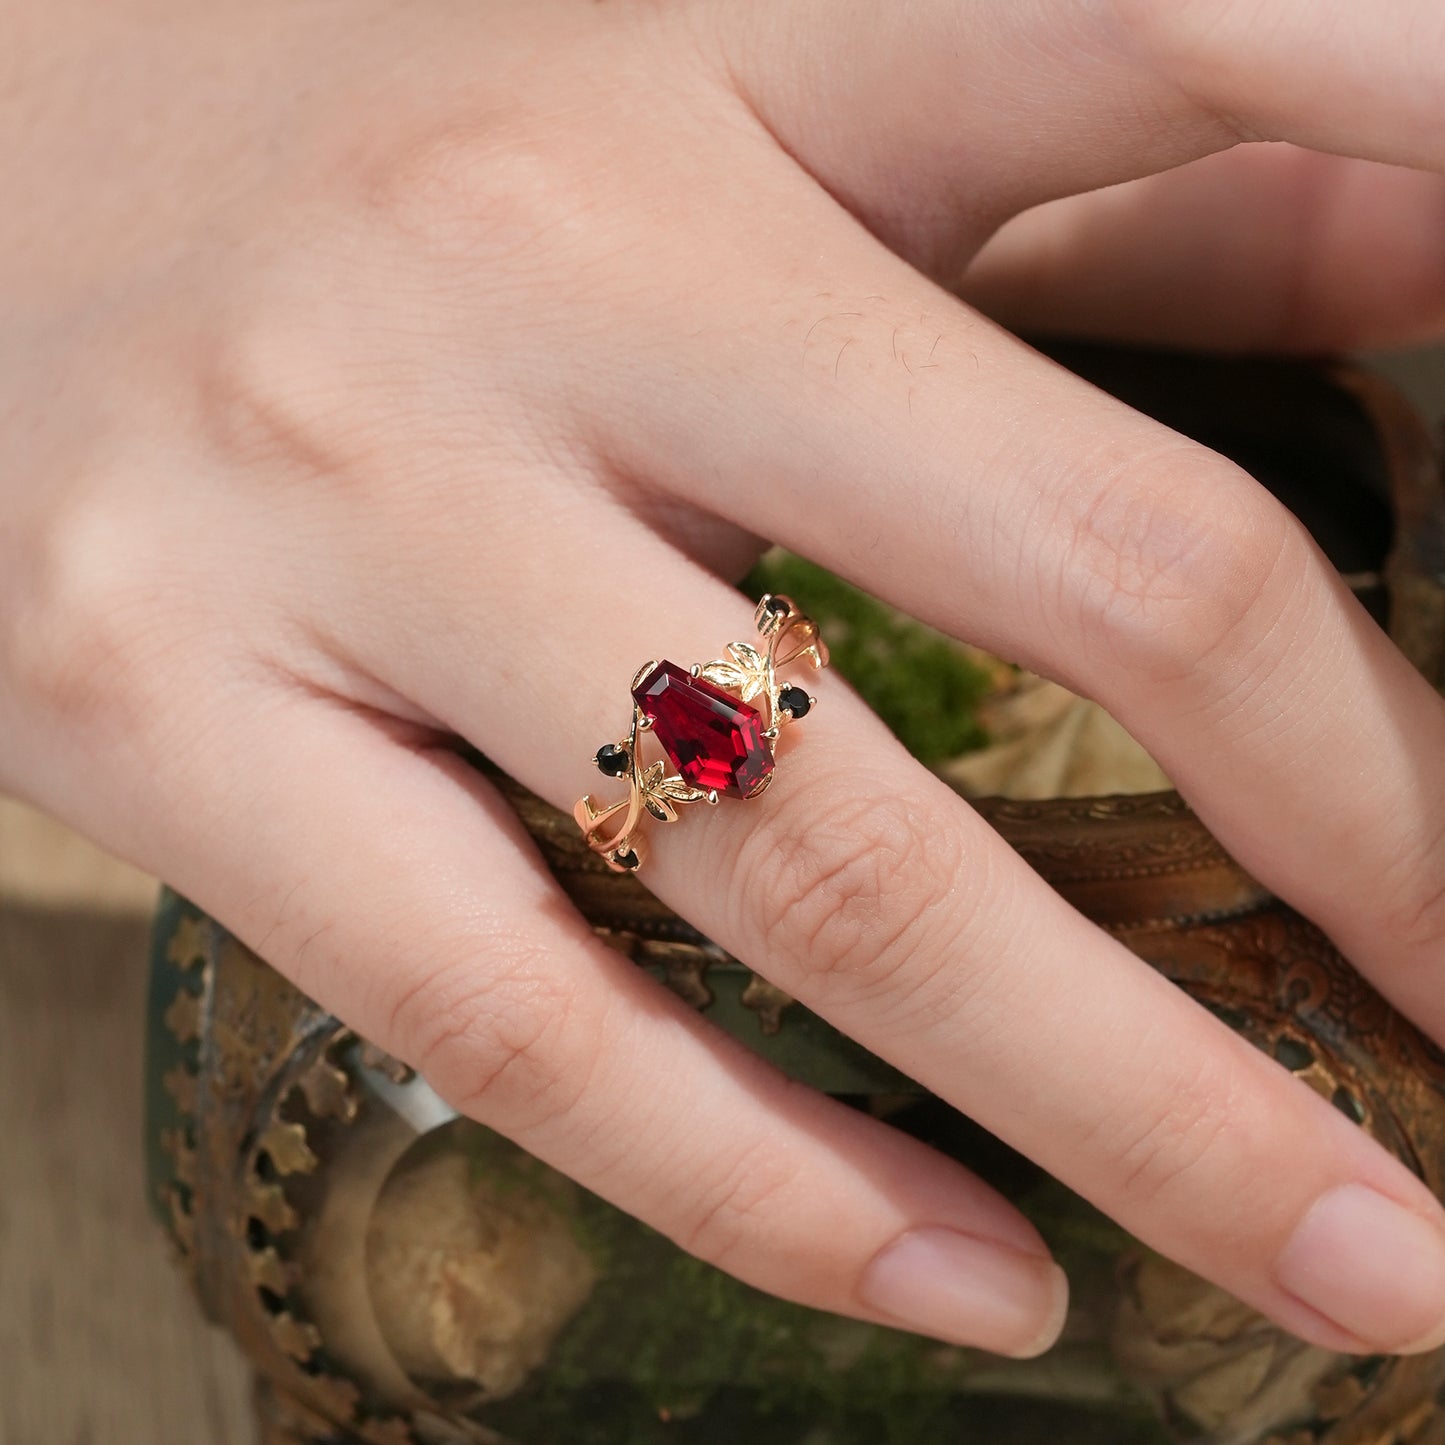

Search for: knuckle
xmin=677 ymin=1144 xmax=800 ymax=1271
xmin=360 ymin=115 xmax=596 ymax=265
xmin=4 ymin=482 xmax=165 ymax=734
xmin=1375 ymin=827 xmax=1445 ymax=957
xmin=1107 ymin=0 xmax=1226 ymax=55
xmin=738 ymin=776 xmax=967 ymax=1006
xmin=1061 ymin=450 xmax=1297 ymax=684
xmin=1105 ymin=1053 xmax=1246 ymax=1211
xmin=390 ymin=943 xmax=595 ymax=1132
xmin=1104 ymin=0 xmax=1263 ymax=135
xmin=198 ymin=312 xmax=366 ymax=479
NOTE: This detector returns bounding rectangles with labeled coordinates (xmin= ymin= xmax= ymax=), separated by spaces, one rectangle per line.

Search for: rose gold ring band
xmin=572 ymin=594 xmax=829 ymax=873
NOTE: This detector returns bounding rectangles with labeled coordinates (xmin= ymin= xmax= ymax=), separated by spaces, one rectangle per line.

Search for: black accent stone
xmin=764 ymin=596 xmax=790 ymax=616
xmin=613 ymin=849 xmax=640 ymax=871
xmin=595 ymin=743 xmax=630 ymax=777
xmin=778 ymin=685 xmax=811 ymax=718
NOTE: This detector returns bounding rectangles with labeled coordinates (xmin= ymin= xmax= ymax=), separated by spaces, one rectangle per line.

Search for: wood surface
xmin=0 ymin=798 xmax=257 ymax=1445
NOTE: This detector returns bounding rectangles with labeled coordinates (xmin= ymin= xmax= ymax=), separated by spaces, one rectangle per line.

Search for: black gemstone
xmin=595 ymin=743 xmax=630 ymax=777
xmin=764 ymin=596 xmax=790 ymax=616
xmin=613 ymin=849 xmax=640 ymax=871
xmin=778 ymin=685 xmax=811 ymax=718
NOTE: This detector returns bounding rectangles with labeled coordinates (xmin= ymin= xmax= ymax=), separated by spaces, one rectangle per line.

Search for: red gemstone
xmin=632 ymin=660 xmax=774 ymax=799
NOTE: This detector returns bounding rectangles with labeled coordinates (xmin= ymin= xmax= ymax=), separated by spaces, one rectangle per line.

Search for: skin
xmin=6 ymin=0 xmax=1445 ymax=1359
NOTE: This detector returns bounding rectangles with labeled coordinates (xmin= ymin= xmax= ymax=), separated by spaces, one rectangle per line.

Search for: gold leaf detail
xmin=740 ymin=975 xmax=796 ymax=1035
xmin=727 ymin=641 xmax=769 ymax=700
xmin=305 ymin=1376 xmax=362 ymax=1424
xmin=161 ymin=1127 xmax=198 ymax=1187
xmin=696 ymin=659 xmax=749 ymax=692
xmin=270 ymin=1313 xmax=323 ymax=1362
xmin=652 ymin=776 xmax=709 ymax=806
xmin=246 ymin=1182 xmax=300 ymax=1234
xmin=165 ymin=915 xmax=209 ymax=971
xmin=163 ymin=989 xmax=202 ymax=1043
xmin=298 ymin=1057 xmax=356 ymax=1121
xmin=639 ymin=764 xmax=711 ymax=823
xmin=256 ymin=1121 xmax=318 ymax=1176
xmin=163 ymin=1064 xmax=198 ymax=1114
xmin=248 ymin=1246 xmax=294 ymax=1296
xmin=660 ymin=957 xmax=713 ymax=1011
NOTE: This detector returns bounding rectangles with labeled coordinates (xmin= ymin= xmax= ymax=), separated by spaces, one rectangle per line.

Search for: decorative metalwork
xmin=573 ymin=593 xmax=827 ymax=872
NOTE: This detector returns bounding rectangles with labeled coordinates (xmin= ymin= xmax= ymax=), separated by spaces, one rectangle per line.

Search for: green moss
xmin=444 ymin=1122 xmax=1167 ymax=1445
xmin=740 ymin=553 xmax=998 ymax=768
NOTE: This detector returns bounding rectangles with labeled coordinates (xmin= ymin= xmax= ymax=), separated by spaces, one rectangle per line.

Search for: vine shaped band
xmin=573 ymin=594 xmax=828 ymax=873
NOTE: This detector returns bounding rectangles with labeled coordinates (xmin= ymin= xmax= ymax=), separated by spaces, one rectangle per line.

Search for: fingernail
xmin=859 ymin=1226 xmax=1069 ymax=1358
xmin=1274 ymin=1183 xmax=1445 ymax=1352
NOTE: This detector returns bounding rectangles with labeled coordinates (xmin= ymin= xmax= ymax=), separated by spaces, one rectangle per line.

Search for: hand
xmin=6 ymin=0 xmax=1445 ymax=1360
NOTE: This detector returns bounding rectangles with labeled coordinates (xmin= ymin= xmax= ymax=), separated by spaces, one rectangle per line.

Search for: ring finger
xmin=322 ymin=471 xmax=1445 ymax=1357
xmin=600 ymin=151 xmax=1445 ymax=1065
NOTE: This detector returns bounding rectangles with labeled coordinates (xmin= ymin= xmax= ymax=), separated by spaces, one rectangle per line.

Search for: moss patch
xmin=740 ymin=553 xmax=997 ymax=767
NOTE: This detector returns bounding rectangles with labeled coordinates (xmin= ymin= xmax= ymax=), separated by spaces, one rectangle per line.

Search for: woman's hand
xmin=7 ymin=0 xmax=1445 ymax=1359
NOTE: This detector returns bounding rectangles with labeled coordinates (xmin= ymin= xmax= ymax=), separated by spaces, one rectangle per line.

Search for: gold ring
xmin=573 ymin=594 xmax=829 ymax=872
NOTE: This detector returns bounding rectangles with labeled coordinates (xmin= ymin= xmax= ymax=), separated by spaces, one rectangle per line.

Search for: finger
xmin=711 ymin=0 xmax=1445 ymax=272
xmin=108 ymin=686 xmax=1071 ymax=1359
xmin=564 ymin=159 xmax=1445 ymax=1267
xmin=421 ymin=146 xmax=1445 ymax=1352
xmin=960 ymin=147 xmax=1445 ymax=352
xmin=322 ymin=471 xmax=1445 ymax=1356
xmin=660 ymin=653 xmax=1445 ymax=1359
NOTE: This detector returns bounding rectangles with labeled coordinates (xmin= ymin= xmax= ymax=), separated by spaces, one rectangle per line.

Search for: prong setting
xmin=574 ymin=595 xmax=825 ymax=872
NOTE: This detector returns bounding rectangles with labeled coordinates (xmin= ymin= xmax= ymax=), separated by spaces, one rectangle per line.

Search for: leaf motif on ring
xmin=639 ymin=761 xmax=711 ymax=822
xmin=696 ymin=641 xmax=770 ymax=703
xmin=773 ymin=618 xmax=829 ymax=674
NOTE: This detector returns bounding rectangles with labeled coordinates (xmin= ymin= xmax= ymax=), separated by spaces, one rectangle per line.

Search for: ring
xmin=573 ymin=593 xmax=829 ymax=873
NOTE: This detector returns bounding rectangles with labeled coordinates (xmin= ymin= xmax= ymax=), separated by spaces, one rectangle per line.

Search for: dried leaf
xmin=943 ymin=674 xmax=1170 ymax=799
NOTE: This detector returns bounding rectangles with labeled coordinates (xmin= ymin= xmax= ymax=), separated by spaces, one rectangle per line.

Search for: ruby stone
xmin=632 ymin=660 xmax=774 ymax=799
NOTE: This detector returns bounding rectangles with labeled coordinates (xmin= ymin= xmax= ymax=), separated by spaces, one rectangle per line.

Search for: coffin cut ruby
xmin=632 ymin=660 xmax=774 ymax=799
